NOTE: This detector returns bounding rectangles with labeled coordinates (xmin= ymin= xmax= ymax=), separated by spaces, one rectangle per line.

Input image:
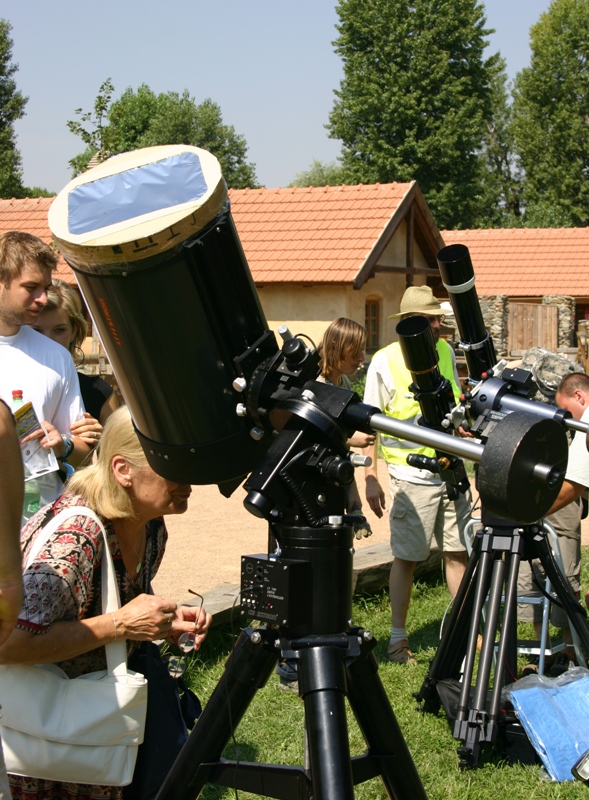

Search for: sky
xmin=5 ymin=1 xmax=552 ymax=195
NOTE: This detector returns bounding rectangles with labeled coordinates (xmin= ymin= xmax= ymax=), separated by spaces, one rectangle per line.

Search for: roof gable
xmin=229 ymin=182 xmax=442 ymax=285
xmin=442 ymin=228 xmax=589 ymax=297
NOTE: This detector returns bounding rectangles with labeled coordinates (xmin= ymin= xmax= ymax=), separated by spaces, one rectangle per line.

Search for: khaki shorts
xmin=517 ymin=500 xmax=582 ymax=627
xmin=388 ymin=477 xmax=471 ymax=561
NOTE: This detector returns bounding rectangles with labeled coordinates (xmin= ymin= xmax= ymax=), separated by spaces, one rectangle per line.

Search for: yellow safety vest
xmin=379 ymin=339 xmax=461 ymax=466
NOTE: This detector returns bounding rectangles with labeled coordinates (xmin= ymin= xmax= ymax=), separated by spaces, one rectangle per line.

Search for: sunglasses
xmin=164 ymin=589 xmax=204 ymax=679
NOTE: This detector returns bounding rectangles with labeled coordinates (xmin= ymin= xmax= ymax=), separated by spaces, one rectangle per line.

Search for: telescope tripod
xmin=156 ymin=521 xmax=428 ymax=800
xmin=415 ymin=509 xmax=589 ymax=769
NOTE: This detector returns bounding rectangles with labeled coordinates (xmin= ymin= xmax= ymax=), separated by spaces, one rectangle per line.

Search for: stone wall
xmin=475 ymin=294 xmax=575 ymax=356
xmin=479 ymin=294 xmax=509 ymax=357
xmin=542 ymin=296 xmax=576 ymax=348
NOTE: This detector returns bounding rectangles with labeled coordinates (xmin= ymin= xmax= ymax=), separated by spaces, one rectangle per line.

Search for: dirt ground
xmin=151 ymin=471 xmax=589 ymax=607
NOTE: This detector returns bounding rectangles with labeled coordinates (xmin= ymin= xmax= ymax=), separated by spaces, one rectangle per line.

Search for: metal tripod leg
xmin=414 ymin=534 xmax=481 ymax=712
xmin=298 ymin=643 xmax=355 ymax=799
xmin=533 ymin=529 xmax=589 ymax=653
xmin=452 ymin=540 xmax=495 ymax=730
xmin=456 ymin=537 xmax=522 ymax=768
xmin=155 ymin=626 xmax=290 ymax=800
xmin=346 ymin=632 xmax=428 ymax=800
xmin=454 ymin=549 xmax=504 ymax=767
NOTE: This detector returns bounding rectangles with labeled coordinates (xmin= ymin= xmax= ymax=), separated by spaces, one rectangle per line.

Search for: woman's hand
xmin=71 ymin=412 xmax=103 ymax=446
xmin=116 ymin=593 xmax=180 ymax=641
xmin=171 ymin=604 xmax=212 ymax=651
xmin=347 ymin=432 xmax=376 ymax=448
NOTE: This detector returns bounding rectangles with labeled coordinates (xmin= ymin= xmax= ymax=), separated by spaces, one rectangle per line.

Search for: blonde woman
xmin=0 ymin=406 xmax=210 ymax=800
xmin=316 ymin=317 xmax=375 ymax=519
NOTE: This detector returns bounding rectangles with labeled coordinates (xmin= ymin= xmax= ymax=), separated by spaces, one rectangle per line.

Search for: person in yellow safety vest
xmin=362 ymin=285 xmax=472 ymax=665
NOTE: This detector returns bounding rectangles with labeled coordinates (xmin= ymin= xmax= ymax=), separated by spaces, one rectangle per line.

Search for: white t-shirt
xmin=0 ymin=326 xmax=85 ymax=505
xmin=363 ymin=343 xmax=460 ymax=485
xmin=565 ymin=406 xmax=589 ymax=491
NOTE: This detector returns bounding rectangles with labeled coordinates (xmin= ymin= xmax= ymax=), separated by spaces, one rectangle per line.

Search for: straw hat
xmin=388 ymin=285 xmax=444 ymax=319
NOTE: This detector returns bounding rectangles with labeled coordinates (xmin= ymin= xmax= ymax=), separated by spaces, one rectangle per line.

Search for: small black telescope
xmin=436 ymin=243 xmax=497 ymax=380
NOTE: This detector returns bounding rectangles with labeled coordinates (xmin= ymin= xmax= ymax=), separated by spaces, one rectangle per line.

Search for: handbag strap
xmin=25 ymin=506 xmax=129 ymax=678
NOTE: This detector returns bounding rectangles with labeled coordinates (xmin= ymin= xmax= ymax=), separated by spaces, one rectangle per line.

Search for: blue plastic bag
xmin=506 ymin=667 xmax=589 ymax=781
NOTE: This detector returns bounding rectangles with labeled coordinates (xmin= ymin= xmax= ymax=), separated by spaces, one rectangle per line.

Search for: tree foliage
xmin=478 ymin=63 xmax=523 ymax=227
xmin=288 ymin=159 xmax=348 ymax=188
xmin=0 ymin=19 xmax=27 ymax=198
xmin=512 ymin=0 xmax=589 ymax=227
xmin=68 ymin=82 xmax=259 ymax=189
xmin=328 ymin=0 xmax=504 ymax=229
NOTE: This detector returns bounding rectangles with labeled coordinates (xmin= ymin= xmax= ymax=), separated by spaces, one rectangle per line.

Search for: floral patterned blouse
xmin=8 ymin=492 xmax=168 ymax=800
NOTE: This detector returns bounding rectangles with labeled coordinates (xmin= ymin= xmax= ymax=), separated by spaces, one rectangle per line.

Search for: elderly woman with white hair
xmin=0 ymin=406 xmax=211 ymax=800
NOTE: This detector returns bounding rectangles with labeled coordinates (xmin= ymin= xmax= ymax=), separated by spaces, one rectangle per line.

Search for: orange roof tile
xmin=441 ymin=228 xmax=589 ymax=298
xmin=0 ymin=197 xmax=73 ymax=284
xmin=229 ymin=183 xmax=414 ymax=284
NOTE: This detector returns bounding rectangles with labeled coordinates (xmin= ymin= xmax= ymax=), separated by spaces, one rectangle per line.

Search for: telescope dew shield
xmin=49 ymin=145 xmax=271 ymax=485
xmin=436 ymin=244 xmax=497 ymax=380
xmin=396 ymin=315 xmax=453 ymax=429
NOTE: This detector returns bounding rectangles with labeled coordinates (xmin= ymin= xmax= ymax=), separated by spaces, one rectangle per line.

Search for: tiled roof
xmin=228 ymin=183 xmax=414 ymax=283
xmin=0 ymin=197 xmax=73 ymax=283
xmin=3 ymin=195 xmax=588 ymax=298
xmin=442 ymin=228 xmax=589 ymax=297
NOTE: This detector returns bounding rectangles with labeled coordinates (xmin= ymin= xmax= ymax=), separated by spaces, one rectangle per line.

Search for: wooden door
xmin=508 ymin=303 xmax=558 ymax=354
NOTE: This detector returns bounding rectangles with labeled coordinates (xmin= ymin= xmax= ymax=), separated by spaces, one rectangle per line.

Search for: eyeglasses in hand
xmin=165 ymin=589 xmax=204 ymax=679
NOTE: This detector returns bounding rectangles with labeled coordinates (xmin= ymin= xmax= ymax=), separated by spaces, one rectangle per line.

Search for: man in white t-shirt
xmin=540 ymin=372 xmax=589 ymax=664
xmin=0 ymin=232 xmax=90 ymax=509
xmin=550 ymin=372 xmax=589 ymax=514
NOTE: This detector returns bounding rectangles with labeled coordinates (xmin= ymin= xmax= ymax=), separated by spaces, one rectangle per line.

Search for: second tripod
xmin=415 ymin=509 xmax=589 ymax=769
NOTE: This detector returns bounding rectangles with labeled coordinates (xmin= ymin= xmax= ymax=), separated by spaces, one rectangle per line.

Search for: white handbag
xmin=0 ymin=507 xmax=148 ymax=786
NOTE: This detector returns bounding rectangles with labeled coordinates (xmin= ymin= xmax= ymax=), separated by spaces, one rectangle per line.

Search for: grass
xmin=178 ymin=551 xmax=589 ymax=800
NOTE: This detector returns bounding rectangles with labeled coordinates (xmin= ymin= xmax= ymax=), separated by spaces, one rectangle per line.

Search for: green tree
xmin=0 ymin=19 xmax=27 ymax=198
xmin=512 ymin=0 xmax=589 ymax=227
xmin=288 ymin=159 xmax=347 ymax=188
xmin=479 ymin=63 xmax=523 ymax=227
xmin=328 ymin=0 xmax=503 ymax=229
xmin=68 ymin=82 xmax=259 ymax=189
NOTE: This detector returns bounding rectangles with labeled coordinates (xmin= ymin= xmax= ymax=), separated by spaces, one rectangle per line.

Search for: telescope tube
xmin=396 ymin=315 xmax=454 ymax=429
xmin=436 ymin=244 xmax=497 ymax=380
xmin=49 ymin=145 xmax=272 ymax=487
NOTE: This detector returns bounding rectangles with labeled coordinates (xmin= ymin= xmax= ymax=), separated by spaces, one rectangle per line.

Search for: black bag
xmin=123 ymin=642 xmax=201 ymax=800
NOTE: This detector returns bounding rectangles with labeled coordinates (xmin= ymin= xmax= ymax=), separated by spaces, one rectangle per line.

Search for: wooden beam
xmin=374 ymin=265 xmax=439 ymax=275
xmin=406 ymin=204 xmax=415 ymax=288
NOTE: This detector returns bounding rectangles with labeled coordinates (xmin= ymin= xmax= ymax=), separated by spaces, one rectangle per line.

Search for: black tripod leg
xmin=535 ymin=533 xmax=589 ymax=653
xmin=491 ymin=548 xmax=521 ymax=704
xmin=454 ymin=547 xmax=494 ymax=729
xmin=456 ymin=554 xmax=505 ymax=768
xmin=156 ymin=628 xmax=278 ymax=800
xmin=415 ymin=540 xmax=481 ymax=711
xmin=298 ymin=645 xmax=355 ymax=800
xmin=346 ymin=637 xmax=428 ymax=800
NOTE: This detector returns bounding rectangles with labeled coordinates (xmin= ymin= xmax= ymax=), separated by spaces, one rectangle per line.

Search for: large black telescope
xmin=49 ymin=146 xmax=290 ymax=490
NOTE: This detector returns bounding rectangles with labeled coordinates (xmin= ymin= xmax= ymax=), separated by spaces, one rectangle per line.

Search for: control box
xmin=240 ymin=554 xmax=312 ymax=627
